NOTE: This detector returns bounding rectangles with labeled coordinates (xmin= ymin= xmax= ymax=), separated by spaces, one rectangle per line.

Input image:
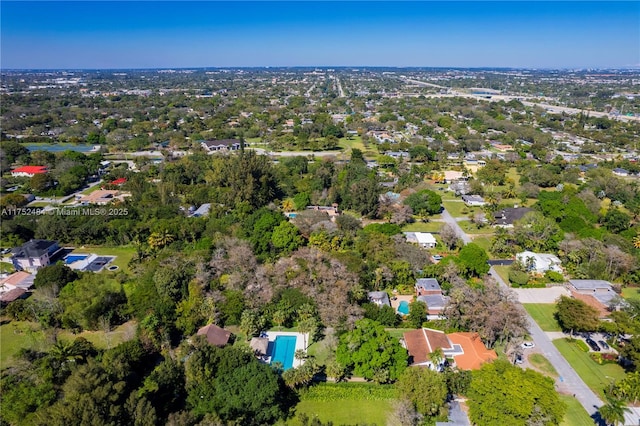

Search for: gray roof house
xmin=368 ymin=291 xmax=391 ymax=307
xmin=415 ymin=278 xmax=442 ymax=296
xmin=201 ymin=139 xmax=242 ymax=153
xmin=12 ymin=239 xmax=62 ymax=272
xmin=493 ymin=207 xmax=533 ymax=227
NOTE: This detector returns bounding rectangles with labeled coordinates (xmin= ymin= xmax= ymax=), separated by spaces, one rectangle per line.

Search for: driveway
xmin=512 ymin=287 xmax=570 ymax=304
xmin=440 ymin=207 xmax=472 ymax=244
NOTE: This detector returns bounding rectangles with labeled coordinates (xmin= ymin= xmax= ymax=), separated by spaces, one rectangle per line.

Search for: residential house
xmin=77 ymin=190 xmax=131 ymax=205
xmin=306 ymin=204 xmax=340 ymax=219
xmin=0 ymin=271 xmax=34 ymax=306
xmin=613 ymin=168 xmax=630 ymax=177
xmin=415 ymin=278 xmax=449 ymax=318
xmin=516 ymin=251 xmax=562 ymax=274
xmin=443 ymin=171 xmax=465 ymax=183
xmin=201 ymin=139 xmax=242 ymax=153
xmin=11 ymin=165 xmax=48 ymax=178
xmin=190 ymin=203 xmax=211 ymax=218
xmin=568 ymin=279 xmax=619 ymax=316
xmin=368 ymin=291 xmax=391 ymax=307
xmin=492 ymin=207 xmax=533 ymax=227
xmin=415 ymin=278 xmax=442 ymax=296
xmin=11 ymin=239 xmax=62 ymax=272
xmin=402 ymin=328 xmax=497 ymax=370
xmin=196 ymin=324 xmax=232 ymax=347
xmin=461 ymin=195 xmax=486 ymax=207
xmin=404 ymin=232 xmax=437 ymax=248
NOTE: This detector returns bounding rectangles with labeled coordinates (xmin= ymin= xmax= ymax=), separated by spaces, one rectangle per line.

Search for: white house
xmin=461 ymin=195 xmax=486 ymax=207
xmin=516 ymin=251 xmax=562 ymax=274
xmin=404 ymin=232 xmax=437 ymax=249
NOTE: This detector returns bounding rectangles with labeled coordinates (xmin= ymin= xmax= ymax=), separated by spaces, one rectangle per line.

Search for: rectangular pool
xmin=270 ymin=335 xmax=297 ymax=370
xmin=65 ymin=254 xmax=88 ymax=264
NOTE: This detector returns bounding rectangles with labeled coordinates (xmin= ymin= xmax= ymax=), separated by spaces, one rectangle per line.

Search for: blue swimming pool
xmin=65 ymin=255 xmax=88 ymax=264
xmin=270 ymin=335 xmax=297 ymax=370
xmin=397 ymin=300 xmax=410 ymax=315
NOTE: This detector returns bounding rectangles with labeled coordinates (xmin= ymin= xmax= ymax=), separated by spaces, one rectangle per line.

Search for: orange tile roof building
xmin=403 ymin=328 xmax=497 ymax=371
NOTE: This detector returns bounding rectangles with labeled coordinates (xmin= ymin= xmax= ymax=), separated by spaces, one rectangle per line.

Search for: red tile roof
xmin=404 ymin=328 xmax=454 ymax=365
xmin=447 ymin=332 xmax=498 ymax=370
xmin=12 ymin=166 xmax=47 ymax=174
xmin=111 ymin=178 xmax=127 ymax=185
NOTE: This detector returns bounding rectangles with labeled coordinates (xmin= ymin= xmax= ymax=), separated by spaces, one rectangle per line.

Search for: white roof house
xmin=404 ymin=232 xmax=437 ymax=248
xmin=516 ymin=251 xmax=562 ymax=274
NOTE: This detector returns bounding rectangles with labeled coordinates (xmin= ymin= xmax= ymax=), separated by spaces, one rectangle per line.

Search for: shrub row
xmin=299 ymin=383 xmax=398 ymax=401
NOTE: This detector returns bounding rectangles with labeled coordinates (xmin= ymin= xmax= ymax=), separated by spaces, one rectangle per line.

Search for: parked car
xmin=598 ymin=340 xmax=610 ymax=350
xmin=515 ymin=354 xmax=523 ymax=364
xmin=521 ymin=342 xmax=535 ymax=349
xmin=432 ymin=255 xmax=443 ymax=261
xmin=586 ymin=338 xmax=601 ymax=351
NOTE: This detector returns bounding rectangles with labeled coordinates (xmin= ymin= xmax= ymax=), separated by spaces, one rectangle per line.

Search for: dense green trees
xmin=404 ymin=189 xmax=442 ymax=216
xmin=555 ymin=295 xmax=601 ymax=333
xmin=468 ymin=360 xmax=565 ymax=426
xmin=396 ymin=367 xmax=448 ymax=418
xmin=336 ymin=319 xmax=408 ymax=383
xmin=184 ymin=344 xmax=288 ymax=425
xmin=456 ymin=243 xmax=490 ymax=277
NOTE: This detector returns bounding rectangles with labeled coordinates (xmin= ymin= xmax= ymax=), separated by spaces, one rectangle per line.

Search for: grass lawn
xmin=559 ymin=394 xmax=594 ymax=426
xmin=523 ymin=304 xmax=562 ymax=332
xmin=401 ymin=221 xmax=443 ymax=233
xmin=0 ymin=321 xmax=48 ymax=367
xmin=385 ymin=328 xmax=417 ymax=340
xmin=306 ymin=339 xmax=333 ymax=366
xmin=492 ymin=265 xmax=511 ymax=284
xmin=70 ymin=245 xmax=136 ymax=274
xmin=528 ymin=353 xmax=558 ymax=378
xmin=507 ymin=167 xmax=521 ymax=189
xmin=458 ymin=220 xmax=495 ymax=235
xmin=470 ymin=236 xmax=492 ymax=254
xmin=291 ymin=399 xmax=394 ymax=425
xmin=442 ymin=200 xmax=478 ymax=218
xmin=554 ymin=338 xmax=626 ymax=399
xmin=57 ymin=320 xmax=137 ymax=350
xmin=79 ymin=184 xmax=103 ymax=195
xmin=622 ymin=287 xmax=640 ymax=303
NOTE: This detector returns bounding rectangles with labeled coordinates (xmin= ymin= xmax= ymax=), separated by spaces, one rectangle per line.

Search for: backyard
xmin=554 ymin=338 xmax=626 ymax=399
xmin=524 ymin=304 xmax=562 ymax=332
xmin=287 ymin=383 xmax=397 ymax=426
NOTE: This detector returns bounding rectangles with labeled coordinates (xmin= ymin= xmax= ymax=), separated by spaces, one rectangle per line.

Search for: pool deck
xmin=391 ymin=295 xmax=414 ymax=314
xmin=265 ymin=331 xmax=309 ymax=369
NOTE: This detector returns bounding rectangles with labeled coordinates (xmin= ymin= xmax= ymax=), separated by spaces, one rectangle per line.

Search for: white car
xmin=521 ymin=342 xmax=535 ymax=349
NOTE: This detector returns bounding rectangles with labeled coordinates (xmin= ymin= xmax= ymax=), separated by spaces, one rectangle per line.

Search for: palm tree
xmin=633 ymin=235 xmax=640 ymax=249
xmin=282 ymin=198 xmax=295 ymax=213
xmin=599 ymin=395 xmax=631 ymax=426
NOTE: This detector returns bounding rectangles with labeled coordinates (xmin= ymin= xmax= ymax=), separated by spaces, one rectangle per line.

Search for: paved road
xmin=489 ymin=265 xmax=604 ymax=418
xmin=440 ymin=208 xmax=471 ymax=244
xmin=442 ymin=206 xmax=604 ymax=419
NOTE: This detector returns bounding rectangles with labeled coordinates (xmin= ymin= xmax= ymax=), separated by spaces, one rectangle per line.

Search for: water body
xmin=25 ymin=144 xmax=98 ymax=153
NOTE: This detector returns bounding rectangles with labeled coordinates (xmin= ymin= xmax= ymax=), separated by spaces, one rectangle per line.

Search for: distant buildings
xmin=201 ymin=139 xmax=242 ymax=153
xmin=11 ymin=165 xmax=48 ymax=178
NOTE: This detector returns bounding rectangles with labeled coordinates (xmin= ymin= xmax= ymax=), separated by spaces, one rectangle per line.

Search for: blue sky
xmin=1 ymin=1 xmax=638 ymax=69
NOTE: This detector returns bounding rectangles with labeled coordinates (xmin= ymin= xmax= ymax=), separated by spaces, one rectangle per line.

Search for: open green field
xmin=402 ymin=221 xmax=443 ymax=233
xmin=524 ymin=304 xmax=562 ymax=332
xmin=79 ymin=184 xmax=103 ymax=195
xmin=528 ymin=353 xmax=558 ymax=377
xmin=69 ymin=245 xmax=136 ymax=274
xmin=287 ymin=383 xmax=397 ymax=426
xmin=559 ymin=394 xmax=594 ymax=426
xmin=291 ymin=399 xmax=394 ymax=425
xmin=507 ymin=167 xmax=521 ymax=189
xmin=58 ymin=321 xmax=137 ymax=350
xmin=554 ymin=338 xmax=626 ymax=399
xmin=385 ymin=328 xmax=417 ymax=340
xmin=442 ymin=200 xmax=478 ymax=218
xmin=0 ymin=321 xmax=47 ymax=366
xmin=458 ymin=220 xmax=495 ymax=235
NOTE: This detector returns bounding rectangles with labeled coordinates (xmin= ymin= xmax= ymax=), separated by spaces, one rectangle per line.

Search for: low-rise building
xmin=11 ymin=165 xmax=48 ymax=178
xmin=368 ymin=291 xmax=391 ymax=307
xmin=201 ymin=139 xmax=242 ymax=153
xmin=11 ymin=239 xmax=62 ymax=272
xmin=461 ymin=195 xmax=486 ymax=207
xmin=493 ymin=207 xmax=533 ymax=227
xmin=404 ymin=232 xmax=437 ymax=248
xmin=516 ymin=251 xmax=562 ymax=274
xmin=77 ymin=190 xmax=131 ymax=205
